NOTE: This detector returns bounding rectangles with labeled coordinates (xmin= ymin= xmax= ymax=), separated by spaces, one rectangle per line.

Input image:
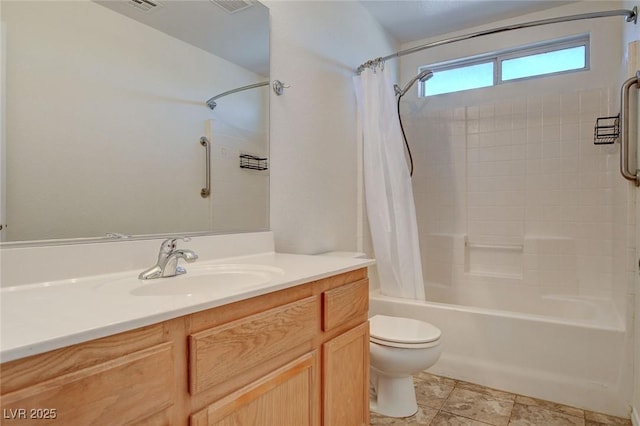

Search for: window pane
xmin=501 ymin=45 xmax=586 ymax=81
xmin=424 ymin=62 xmax=494 ymax=96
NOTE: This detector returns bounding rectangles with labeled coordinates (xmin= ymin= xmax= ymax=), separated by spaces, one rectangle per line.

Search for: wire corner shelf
xmin=240 ymin=154 xmax=268 ymax=171
xmin=593 ymin=115 xmax=619 ymax=145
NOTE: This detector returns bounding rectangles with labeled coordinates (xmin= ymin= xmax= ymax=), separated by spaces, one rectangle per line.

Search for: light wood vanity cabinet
xmin=0 ymin=268 xmax=369 ymax=426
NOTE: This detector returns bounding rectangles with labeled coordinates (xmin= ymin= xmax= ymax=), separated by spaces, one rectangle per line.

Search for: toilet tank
xmin=318 ymin=251 xmax=368 ymax=259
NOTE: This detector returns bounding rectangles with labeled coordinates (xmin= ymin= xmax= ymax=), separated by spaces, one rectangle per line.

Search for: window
xmin=501 ymin=45 xmax=586 ymax=81
xmin=427 ymin=62 xmax=494 ymax=96
xmin=420 ymin=35 xmax=589 ymax=97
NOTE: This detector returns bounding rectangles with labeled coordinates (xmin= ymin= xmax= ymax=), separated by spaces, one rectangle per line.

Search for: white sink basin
xmin=134 ymin=264 xmax=285 ymax=296
xmin=96 ymin=264 xmax=286 ymax=297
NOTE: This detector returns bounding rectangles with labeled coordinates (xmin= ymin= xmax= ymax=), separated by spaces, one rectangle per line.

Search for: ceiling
xmin=359 ymin=0 xmax=579 ymax=44
xmin=96 ymin=0 xmax=586 ymax=75
xmin=95 ymin=0 xmax=269 ymax=76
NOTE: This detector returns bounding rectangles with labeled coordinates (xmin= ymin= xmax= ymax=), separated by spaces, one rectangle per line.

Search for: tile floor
xmin=370 ymin=372 xmax=632 ymax=426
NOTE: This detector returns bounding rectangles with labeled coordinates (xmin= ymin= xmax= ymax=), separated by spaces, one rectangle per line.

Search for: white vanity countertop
xmin=0 ymin=252 xmax=374 ymax=363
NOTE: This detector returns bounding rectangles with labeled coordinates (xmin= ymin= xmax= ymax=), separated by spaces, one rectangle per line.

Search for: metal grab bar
xmin=620 ymin=71 xmax=640 ymax=186
xmin=200 ymin=136 xmax=211 ymax=198
xmin=464 ymin=238 xmax=523 ymax=251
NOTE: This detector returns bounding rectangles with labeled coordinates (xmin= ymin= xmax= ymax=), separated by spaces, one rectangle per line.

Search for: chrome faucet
xmin=138 ymin=238 xmax=198 ymax=280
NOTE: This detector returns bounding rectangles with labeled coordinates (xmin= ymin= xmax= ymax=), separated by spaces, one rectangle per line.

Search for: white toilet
xmin=369 ymin=314 xmax=442 ymax=418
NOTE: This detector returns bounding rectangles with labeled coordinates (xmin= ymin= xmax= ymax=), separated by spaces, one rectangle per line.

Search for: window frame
xmin=418 ymin=34 xmax=590 ymax=97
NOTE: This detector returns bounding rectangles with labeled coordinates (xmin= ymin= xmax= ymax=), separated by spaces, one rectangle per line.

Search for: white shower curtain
xmin=354 ymin=64 xmax=425 ymax=301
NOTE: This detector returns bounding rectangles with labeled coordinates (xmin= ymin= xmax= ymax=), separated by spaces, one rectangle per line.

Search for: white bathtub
xmin=369 ymin=288 xmax=631 ymax=417
xmin=422 ymin=279 xmax=624 ymax=328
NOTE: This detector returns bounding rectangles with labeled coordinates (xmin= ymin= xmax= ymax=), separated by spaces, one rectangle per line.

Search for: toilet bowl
xmin=369 ymin=314 xmax=442 ymax=418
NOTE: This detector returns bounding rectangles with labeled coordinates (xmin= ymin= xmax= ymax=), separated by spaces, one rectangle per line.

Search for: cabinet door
xmin=1 ymin=343 xmax=175 ymax=425
xmin=322 ymin=321 xmax=369 ymax=426
xmin=190 ymin=351 xmax=319 ymax=426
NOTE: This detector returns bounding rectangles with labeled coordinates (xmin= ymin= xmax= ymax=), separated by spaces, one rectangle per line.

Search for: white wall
xmin=4 ymin=0 xmax=268 ymax=241
xmin=266 ymin=0 xmax=397 ymax=254
xmin=623 ymin=1 xmax=640 ymax=423
xmin=0 ymin=0 xmax=400 ymax=274
xmin=3 ymin=0 xmax=396 ymax=248
xmin=0 ymin=16 xmax=5 ymax=243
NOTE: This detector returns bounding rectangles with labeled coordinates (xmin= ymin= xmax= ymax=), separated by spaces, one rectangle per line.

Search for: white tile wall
xmin=404 ymin=87 xmax=628 ymax=306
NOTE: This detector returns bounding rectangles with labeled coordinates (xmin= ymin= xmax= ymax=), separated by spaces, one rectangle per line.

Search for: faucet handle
xmin=159 ymin=237 xmax=192 ymax=254
xmin=159 ymin=238 xmax=178 ymax=254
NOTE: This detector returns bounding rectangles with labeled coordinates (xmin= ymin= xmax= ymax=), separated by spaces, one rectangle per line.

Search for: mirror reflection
xmin=1 ymin=0 xmax=270 ymax=243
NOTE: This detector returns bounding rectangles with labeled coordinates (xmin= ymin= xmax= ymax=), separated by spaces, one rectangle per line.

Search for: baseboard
xmin=632 ymin=406 xmax=639 ymax=426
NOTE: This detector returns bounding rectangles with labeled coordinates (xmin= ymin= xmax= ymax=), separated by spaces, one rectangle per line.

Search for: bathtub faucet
xmin=138 ymin=238 xmax=198 ymax=280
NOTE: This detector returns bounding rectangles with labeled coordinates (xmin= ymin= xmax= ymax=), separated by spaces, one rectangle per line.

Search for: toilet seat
xmin=370 ymin=315 xmax=441 ymax=349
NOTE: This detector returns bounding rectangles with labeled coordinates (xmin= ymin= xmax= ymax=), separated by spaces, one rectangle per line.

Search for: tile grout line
xmin=506 ymin=398 xmax=516 ymax=426
xmin=426 ymin=376 xmax=457 ymax=426
xmin=431 ymin=377 xmax=499 ymax=426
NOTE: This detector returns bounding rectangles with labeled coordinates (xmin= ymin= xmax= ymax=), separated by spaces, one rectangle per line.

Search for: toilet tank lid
xmin=369 ymin=315 xmax=441 ymax=344
xmin=317 ymin=251 xmax=368 ymax=258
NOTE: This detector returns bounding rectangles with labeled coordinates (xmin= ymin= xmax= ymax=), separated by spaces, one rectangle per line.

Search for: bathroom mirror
xmin=1 ymin=0 xmax=270 ymax=244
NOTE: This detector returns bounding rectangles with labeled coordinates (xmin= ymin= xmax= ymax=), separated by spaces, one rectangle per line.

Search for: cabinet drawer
xmin=189 ymin=295 xmax=319 ymax=394
xmin=0 ymin=323 xmax=166 ymax=395
xmin=322 ymin=279 xmax=369 ymax=331
xmin=1 ymin=343 xmax=174 ymax=425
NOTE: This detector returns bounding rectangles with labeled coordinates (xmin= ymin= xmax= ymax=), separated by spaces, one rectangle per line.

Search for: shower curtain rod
xmin=206 ymin=81 xmax=269 ymax=110
xmin=356 ymin=6 xmax=638 ymax=73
